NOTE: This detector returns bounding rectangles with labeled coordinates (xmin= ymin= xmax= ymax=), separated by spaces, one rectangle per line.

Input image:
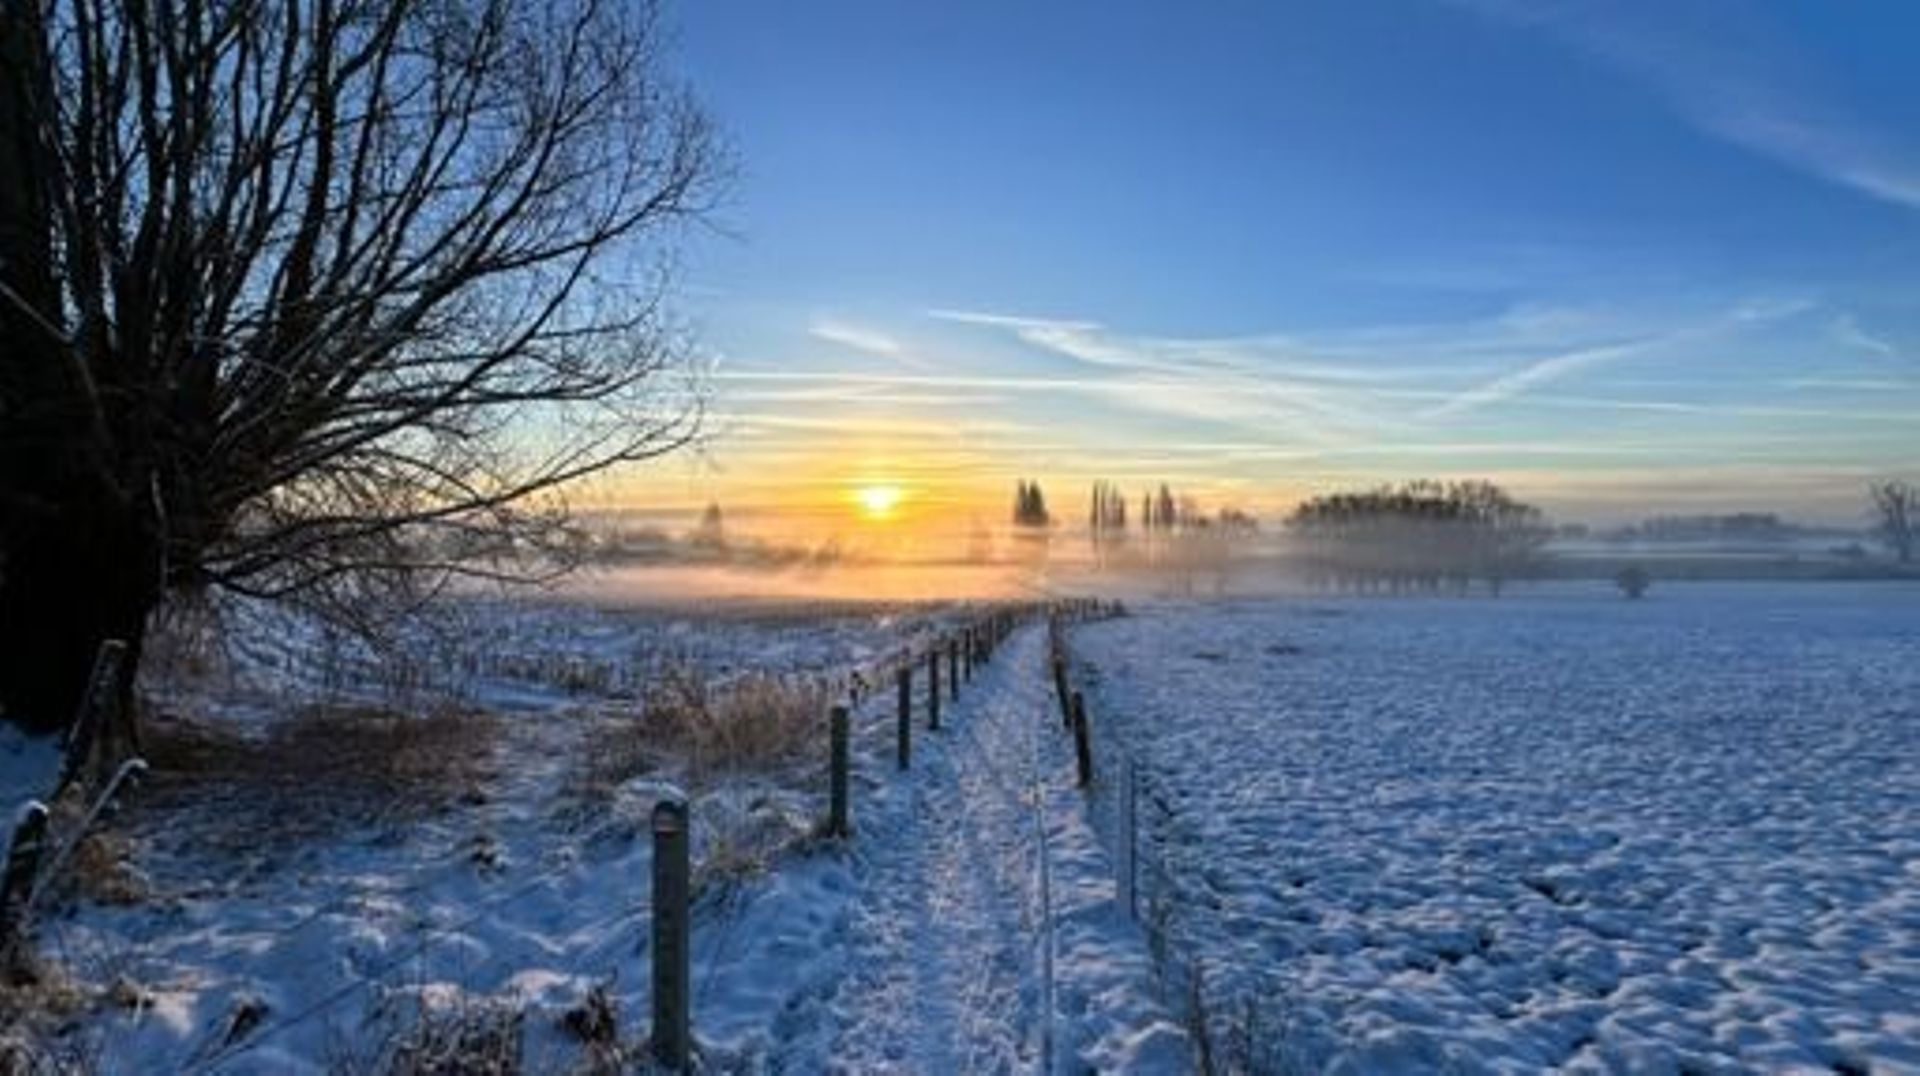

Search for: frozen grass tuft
xmin=640 ymin=663 xmax=831 ymax=779
xmin=558 ymin=981 xmax=627 ymax=1074
xmin=0 ymin=960 xmax=98 ymax=1073
xmin=327 ymin=990 xmax=526 ymax=1076
xmin=382 ymin=1000 xmax=523 ymax=1076
xmin=571 ymin=662 xmax=831 ymax=799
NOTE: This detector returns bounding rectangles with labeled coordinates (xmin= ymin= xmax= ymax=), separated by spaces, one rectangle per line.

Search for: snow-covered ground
xmin=761 ymin=620 xmax=1186 ymax=1074
xmin=160 ymin=593 xmax=967 ymax=719
xmin=8 ymin=601 xmax=1179 ymax=1073
xmin=1073 ymin=582 xmax=1920 ymax=1073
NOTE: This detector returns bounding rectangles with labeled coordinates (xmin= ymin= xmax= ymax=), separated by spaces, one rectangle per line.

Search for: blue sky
xmin=632 ymin=0 xmax=1920 ymax=530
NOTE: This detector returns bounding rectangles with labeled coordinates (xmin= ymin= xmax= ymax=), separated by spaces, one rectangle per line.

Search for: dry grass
xmin=572 ymin=662 xmax=830 ymax=798
xmin=558 ymin=982 xmax=626 ymax=1075
xmin=381 ymin=1002 xmax=523 ymax=1076
xmin=57 ymin=830 xmax=147 ymax=908
xmin=132 ymin=704 xmax=500 ymax=855
xmin=0 ymin=961 xmax=96 ymax=1074
xmin=642 ymin=664 xmax=831 ymax=777
xmin=325 ymin=992 xmax=526 ymax=1076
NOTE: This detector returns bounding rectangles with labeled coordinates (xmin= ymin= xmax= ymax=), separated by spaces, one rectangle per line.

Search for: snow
xmin=757 ymin=622 xmax=1185 ymax=1073
xmin=159 ymin=593 xmax=970 ymax=723
xmin=18 ymin=606 xmax=1180 ymax=1072
xmin=27 ymin=578 xmax=1911 ymax=1071
xmin=1072 ymin=581 xmax=1920 ymax=1073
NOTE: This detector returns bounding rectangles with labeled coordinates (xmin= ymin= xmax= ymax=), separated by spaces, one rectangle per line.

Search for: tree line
xmin=1288 ymin=480 xmax=1550 ymax=595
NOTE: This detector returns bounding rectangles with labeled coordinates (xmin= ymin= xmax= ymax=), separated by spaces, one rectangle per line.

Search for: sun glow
xmin=854 ymin=484 xmax=904 ymax=519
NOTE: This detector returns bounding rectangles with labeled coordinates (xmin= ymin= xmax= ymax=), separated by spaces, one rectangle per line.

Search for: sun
xmin=854 ymin=484 xmax=904 ymax=519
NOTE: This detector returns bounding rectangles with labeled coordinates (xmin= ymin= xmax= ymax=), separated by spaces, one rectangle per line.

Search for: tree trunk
xmin=0 ymin=502 xmax=159 ymax=736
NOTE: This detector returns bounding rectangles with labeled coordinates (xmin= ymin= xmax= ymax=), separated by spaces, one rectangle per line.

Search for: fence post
xmin=0 ymin=804 xmax=50 ymax=968
xmin=896 ymin=667 xmax=912 ymax=771
xmin=949 ymin=638 xmax=961 ymax=700
xmin=650 ymin=798 xmax=691 ymax=1071
xmin=1116 ymin=756 xmax=1137 ymax=921
xmin=828 ymin=705 xmax=851 ymax=838
xmin=928 ymin=652 xmax=941 ymax=730
xmin=1051 ymin=656 xmax=1072 ymax=729
xmin=59 ymin=639 xmax=127 ymax=789
xmin=1070 ymin=692 xmax=1093 ymax=788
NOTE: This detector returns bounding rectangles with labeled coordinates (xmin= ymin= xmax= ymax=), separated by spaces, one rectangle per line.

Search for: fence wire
xmin=1046 ymin=605 xmax=1312 ymax=1067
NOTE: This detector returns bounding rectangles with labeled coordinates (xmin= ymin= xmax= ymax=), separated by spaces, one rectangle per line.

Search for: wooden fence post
xmin=949 ymin=638 xmax=960 ymax=700
xmin=1116 ymin=756 xmax=1137 ymax=921
xmin=1070 ymin=692 xmax=1093 ymax=788
xmin=651 ymin=798 xmax=692 ymax=1071
xmin=1051 ymin=656 xmax=1072 ymax=729
xmin=828 ymin=705 xmax=851 ymax=837
xmin=896 ymin=667 xmax=912 ymax=771
xmin=928 ymin=652 xmax=941 ymax=730
xmin=59 ymin=640 xmax=127 ymax=789
xmin=0 ymin=804 xmax=51 ymax=968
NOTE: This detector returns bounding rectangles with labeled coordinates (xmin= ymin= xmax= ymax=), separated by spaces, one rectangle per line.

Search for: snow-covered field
xmin=164 ymin=593 xmax=967 ymax=717
xmin=1074 ymin=582 xmax=1920 ymax=1073
xmin=17 ymin=580 xmax=1915 ymax=1073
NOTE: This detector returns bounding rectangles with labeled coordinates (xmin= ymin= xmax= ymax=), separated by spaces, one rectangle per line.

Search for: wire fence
xmin=1043 ymin=607 xmax=1311 ymax=1070
xmin=7 ymin=597 xmax=1130 ymax=1072
xmin=18 ymin=598 xmax=1105 ymax=1073
xmin=198 ymin=601 xmax=1062 ymax=1071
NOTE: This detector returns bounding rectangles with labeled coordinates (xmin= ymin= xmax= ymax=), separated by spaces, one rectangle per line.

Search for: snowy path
xmin=757 ymin=624 xmax=1184 ymax=1073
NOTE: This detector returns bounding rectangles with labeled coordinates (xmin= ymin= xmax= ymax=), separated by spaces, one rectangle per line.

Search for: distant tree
xmin=0 ymin=0 xmax=721 ymax=735
xmin=1615 ymin=565 xmax=1651 ymax=599
xmin=1013 ymin=480 xmax=1051 ymax=528
xmin=1217 ymin=508 xmax=1258 ymax=537
xmin=1869 ymin=481 xmax=1916 ymax=564
xmin=1088 ymin=480 xmax=1128 ymax=564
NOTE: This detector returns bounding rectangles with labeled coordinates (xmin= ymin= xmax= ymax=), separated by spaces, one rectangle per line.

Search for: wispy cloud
xmin=931 ymin=308 xmax=1440 ymax=384
xmin=929 ymin=310 xmax=1447 ymax=446
xmin=1455 ymin=0 xmax=1920 ymax=211
xmin=925 ymin=308 xmax=1100 ymax=333
xmin=808 ymin=317 xmax=908 ymax=360
xmin=1421 ymin=296 xmax=1815 ymax=418
xmin=1784 ymin=377 xmax=1914 ymax=392
xmin=1424 ymin=339 xmax=1650 ymax=418
xmin=1828 ymin=313 xmax=1898 ymax=359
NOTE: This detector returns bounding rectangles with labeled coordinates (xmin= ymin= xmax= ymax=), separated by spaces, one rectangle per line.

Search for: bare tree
xmin=1870 ymin=481 xmax=1916 ymax=565
xmin=0 ymin=0 xmax=722 ymax=734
